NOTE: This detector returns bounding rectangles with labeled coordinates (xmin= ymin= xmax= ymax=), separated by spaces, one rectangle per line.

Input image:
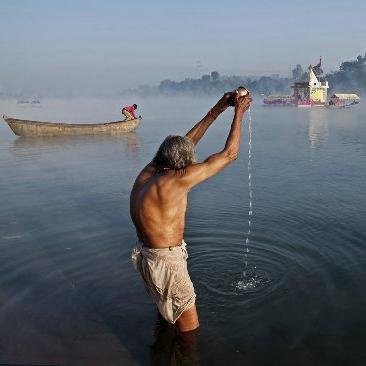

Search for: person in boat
xmin=122 ymin=104 xmax=138 ymax=121
xmin=130 ymin=90 xmax=251 ymax=332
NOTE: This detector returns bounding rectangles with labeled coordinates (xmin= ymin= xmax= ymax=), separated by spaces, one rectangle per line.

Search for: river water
xmin=0 ymin=97 xmax=365 ymax=365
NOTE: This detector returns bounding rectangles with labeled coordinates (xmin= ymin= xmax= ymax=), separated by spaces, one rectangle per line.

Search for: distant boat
xmin=263 ymin=64 xmax=330 ymax=107
xmin=263 ymin=95 xmax=294 ymax=106
xmin=31 ymin=100 xmax=41 ymax=104
xmin=3 ymin=115 xmax=141 ymax=137
xmin=17 ymin=100 xmax=30 ymax=104
xmin=297 ymin=101 xmax=312 ymax=108
xmin=327 ymin=93 xmax=360 ymax=108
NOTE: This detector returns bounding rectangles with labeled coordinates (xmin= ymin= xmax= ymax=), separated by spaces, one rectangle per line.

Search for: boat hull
xmin=3 ymin=115 xmax=140 ymax=137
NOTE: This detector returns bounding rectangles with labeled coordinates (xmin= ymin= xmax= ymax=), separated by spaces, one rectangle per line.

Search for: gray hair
xmin=153 ymin=135 xmax=196 ymax=171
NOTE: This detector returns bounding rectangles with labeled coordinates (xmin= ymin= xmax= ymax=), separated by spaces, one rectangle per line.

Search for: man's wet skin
xmin=131 ymin=90 xmax=251 ymax=332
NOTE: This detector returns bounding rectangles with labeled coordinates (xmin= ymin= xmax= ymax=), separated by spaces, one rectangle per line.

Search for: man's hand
xmin=235 ymin=92 xmax=251 ymax=114
xmin=185 ymin=90 xmax=240 ymax=146
xmin=215 ymin=92 xmax=235 ymax=113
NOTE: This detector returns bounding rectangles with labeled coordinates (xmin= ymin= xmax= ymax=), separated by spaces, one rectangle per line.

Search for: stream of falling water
xmin=244 ymin=107 xmax=253 ymax=278
xmin=235 ymin=107 xmax=269 ymax=291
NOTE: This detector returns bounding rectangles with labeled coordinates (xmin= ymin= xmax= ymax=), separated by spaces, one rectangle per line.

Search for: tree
xmin=211 ymin=71 xmax=220 ymax=81
xmin=292 ymin=64 xmax=303 ymax=80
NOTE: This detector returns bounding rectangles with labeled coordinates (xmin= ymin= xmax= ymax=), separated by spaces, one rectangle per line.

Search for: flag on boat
xmin=315 ymin=57 xmax=322 ymax=68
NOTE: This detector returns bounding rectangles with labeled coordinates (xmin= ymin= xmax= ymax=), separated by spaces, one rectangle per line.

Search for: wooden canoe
xmin=2 ymin=115 xmax=140 ymax=137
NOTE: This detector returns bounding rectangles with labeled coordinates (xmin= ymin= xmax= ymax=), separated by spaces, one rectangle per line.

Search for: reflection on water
xmin=12 ymin=132 xmax=141 ymax=157
xmin=0 ymin=98 xmax=366 ymax=365
xmin=308 ymin=108 xmax=329 ymax=149
xmin=150 ymin=315 xmax=200 ymax=365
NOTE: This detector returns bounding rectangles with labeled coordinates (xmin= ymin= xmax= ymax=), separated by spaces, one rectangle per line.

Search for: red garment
xmin=122 ymin=105 xmax=136 ymax=119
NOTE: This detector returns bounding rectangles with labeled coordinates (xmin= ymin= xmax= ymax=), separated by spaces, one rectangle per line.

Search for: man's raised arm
xmin=180 ymin=93 xmax=251 ymax=189
xmin=185 ymin=92 xmax=234 ymax=146
xmin=130 ymin=94 xmax=233 ymax=188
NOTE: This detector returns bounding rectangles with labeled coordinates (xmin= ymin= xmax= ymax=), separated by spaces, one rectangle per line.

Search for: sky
xmin=1 ymin=0 xmax=365 ymax=96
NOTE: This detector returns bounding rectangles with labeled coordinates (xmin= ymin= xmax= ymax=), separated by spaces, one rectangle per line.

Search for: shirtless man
xmin=130 ymin=90 xmax=251 ymax=332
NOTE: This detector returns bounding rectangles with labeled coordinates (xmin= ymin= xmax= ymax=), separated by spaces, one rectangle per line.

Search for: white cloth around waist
xmin=131 ymin=240 xmax=188 ymax=270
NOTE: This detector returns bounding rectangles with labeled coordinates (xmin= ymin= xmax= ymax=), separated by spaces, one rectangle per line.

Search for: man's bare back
xmin=130 ymin=168 xmax=189 ymax=248
xmin=130 ymin=90 xmax=251 ymax=331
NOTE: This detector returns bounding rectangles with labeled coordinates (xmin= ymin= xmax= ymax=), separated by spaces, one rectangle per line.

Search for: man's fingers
xmin=234 ymin=89 xmax=251 ymax=110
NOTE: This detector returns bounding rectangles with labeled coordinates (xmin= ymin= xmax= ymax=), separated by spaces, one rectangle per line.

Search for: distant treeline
xmin=128 ymin=53 xmax=366 ymax=97
xmin=326 ymin=54 xmax=366 ymax=94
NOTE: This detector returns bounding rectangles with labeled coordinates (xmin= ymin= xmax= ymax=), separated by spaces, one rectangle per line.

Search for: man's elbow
xmin=225 ymin=149 xmax=239 ymax=162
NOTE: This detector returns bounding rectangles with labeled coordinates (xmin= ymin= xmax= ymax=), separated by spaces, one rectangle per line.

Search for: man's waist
xmin=139 ymin=239 xmax=186 ymax=251
xmin=132 ymin=239 xmax=188 ymax=268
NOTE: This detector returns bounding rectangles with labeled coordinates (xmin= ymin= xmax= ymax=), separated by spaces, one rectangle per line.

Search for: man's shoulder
xmin=177 ymin=163 xmax=205 ymax=179
xmin=135 ymin=167 xmax=193 ymax=191
xmin=148 ymin=171 xmax=185 ymax=190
